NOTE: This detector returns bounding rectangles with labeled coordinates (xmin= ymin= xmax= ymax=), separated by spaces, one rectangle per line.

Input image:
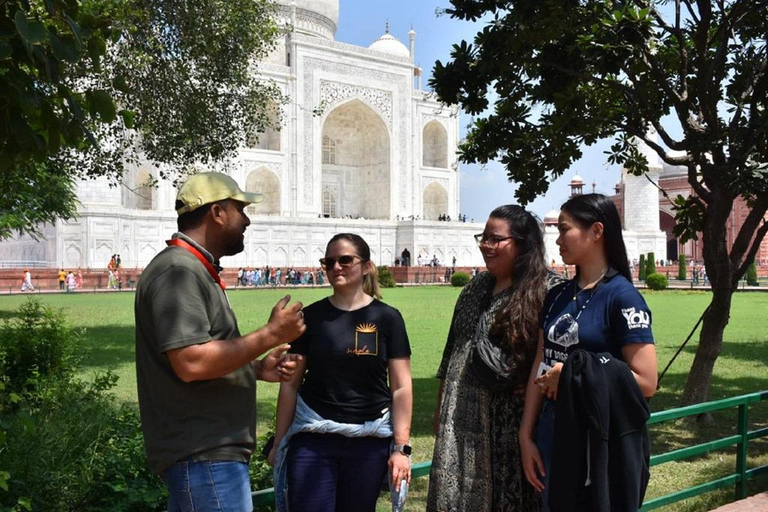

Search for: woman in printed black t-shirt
xmin=269 ymin=233 xmax=412 ymax=512
xmin=519 ymin=194 xmax=658 ymax=511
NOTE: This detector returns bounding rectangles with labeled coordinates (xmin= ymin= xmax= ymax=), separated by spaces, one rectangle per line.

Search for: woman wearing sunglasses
xmin=269 ymin=233 xmax=412 ymax=512
xmin=520 ymin=194 xmax=657 ymax=511
xmin=428 ymin=205 xmax=556 ymax=512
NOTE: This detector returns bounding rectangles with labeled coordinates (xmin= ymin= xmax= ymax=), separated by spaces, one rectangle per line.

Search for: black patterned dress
xmin=427 ymin=271 xmax=560 ymax=512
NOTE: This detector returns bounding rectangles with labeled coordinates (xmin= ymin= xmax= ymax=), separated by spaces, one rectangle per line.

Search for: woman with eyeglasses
xmin=519 ymin=194 xmax=657 ymax=511
xmin=269 ymin=233 xmax=413 ymax=512
xmin=428 ymin=205 xmax=558 ymax=512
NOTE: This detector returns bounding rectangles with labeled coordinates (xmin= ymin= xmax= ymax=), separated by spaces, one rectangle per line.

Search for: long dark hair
xmin=487 ymin=205 xmax=548 ymax=376
xmin=326 ymin=233 xmax=381 ymax=299
xmin=561 ymin=193 xmax=632 ymax=281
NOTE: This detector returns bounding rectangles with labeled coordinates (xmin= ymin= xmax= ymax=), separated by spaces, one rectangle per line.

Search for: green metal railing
xmin=640 ymin=390 xmax=768 ymax=510
xmin=253 ymin=390 xmax=768 ymax=509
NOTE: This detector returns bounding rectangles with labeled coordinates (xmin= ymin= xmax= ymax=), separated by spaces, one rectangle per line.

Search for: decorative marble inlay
xmin=244 ymin=161 xmax=283 ymax=177
xmin=320 ymin=80 xmax=392 ymax=124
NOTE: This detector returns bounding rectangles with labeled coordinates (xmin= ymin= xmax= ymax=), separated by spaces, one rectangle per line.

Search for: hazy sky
xmin=335 ymin=0 xmax=625 ymax=222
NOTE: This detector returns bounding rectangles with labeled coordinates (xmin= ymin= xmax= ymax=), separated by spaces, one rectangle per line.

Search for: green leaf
xmin=50 ymin=32 xmax=80 ymax=63
xmin=0 ymin=42 xmax=12 ymax=59
xmin=120 ymin=109 xmax=135 ymax=128
xmin=61 ymin=13 xmax=83 ymax=46
xmin=112 ymin=75 xmax=130 ymax=94
xmin=48 ymin=125 xmax=61 ymax=153
xmin=87 ymin=36 xmax=106 ymax=69
xmin=87 ymin=89 xmax=116 ymax=122
xmin=14 ymin=10 xmax=47 ymax=44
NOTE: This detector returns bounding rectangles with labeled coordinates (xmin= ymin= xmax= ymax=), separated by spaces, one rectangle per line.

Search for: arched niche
xmin=245 ymin=168 xmax=280 ymax=215
xmin=423 ymin=182 xmax=448 ymax=221
xmin=423 ymin=120 xmax=447 ymax=168
xmin=321 ymin=99 xmax=390 ymax=219
xmin=660 ymin=209 xmax=678 ymax=261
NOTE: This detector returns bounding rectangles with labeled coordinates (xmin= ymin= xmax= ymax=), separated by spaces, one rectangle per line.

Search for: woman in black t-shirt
xmin=269 ymin=233 xmax=412 ymax=512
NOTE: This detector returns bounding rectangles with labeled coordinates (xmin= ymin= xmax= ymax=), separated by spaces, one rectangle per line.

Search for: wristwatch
xmin=392 ymin=444 xmax=412 ymax=456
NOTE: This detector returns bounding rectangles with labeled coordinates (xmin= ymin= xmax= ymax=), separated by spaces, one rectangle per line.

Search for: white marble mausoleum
xmin=1 ymin=0 xmax=489 ymax=269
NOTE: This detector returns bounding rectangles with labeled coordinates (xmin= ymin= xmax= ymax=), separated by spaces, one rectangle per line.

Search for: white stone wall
xmin=396 ymin=221 xmax=485 ymax=267
xmin=543 ymin=225 xmax=562 ymax=265
xmin=622 ymin=230 xmax=668 ymax=265
xmin=622 ymin=168 xmax=661 ymax=233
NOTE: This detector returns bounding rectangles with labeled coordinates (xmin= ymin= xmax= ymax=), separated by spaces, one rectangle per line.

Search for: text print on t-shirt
xmin=622 ymin=307 xmax=650 ymax=330
xmin=348 ymin=322 xmax=379 ymax=356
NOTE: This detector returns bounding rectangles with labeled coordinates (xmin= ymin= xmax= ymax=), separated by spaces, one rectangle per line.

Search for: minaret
xmin=569 ymin=174 xmax=584 ymax=197
xmin=623 ymin=128 xmax=662 ymax=233
xmin=408 ymin=27 xmax=416 ymax=64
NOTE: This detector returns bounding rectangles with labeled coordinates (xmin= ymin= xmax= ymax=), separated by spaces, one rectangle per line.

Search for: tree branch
xmin=687 ymin=162 xmax=712 ymax=202
xmin=734 ymin=215 xmax=768 ymax=284
xmin=620 ymin=123 xmax=690 ymax=167
xmin=681 ymin=0 xmax=701 ymax=25
xmin=730 ymin=193 xmax=768 ymax=269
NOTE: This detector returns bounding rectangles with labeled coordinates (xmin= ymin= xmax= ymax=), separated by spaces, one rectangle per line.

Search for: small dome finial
xmin=385 ymin=20 xmax=389 ymax=33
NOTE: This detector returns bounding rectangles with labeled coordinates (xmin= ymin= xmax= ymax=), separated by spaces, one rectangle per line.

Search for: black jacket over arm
xmin=549 ymin=350 xmax=651 ymax=512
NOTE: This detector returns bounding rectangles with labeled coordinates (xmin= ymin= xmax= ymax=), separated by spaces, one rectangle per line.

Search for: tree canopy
xmin=431 ymin=0 xmax=768 ymax=405
xmin=1 ymin=0 xmax=283 ymax=238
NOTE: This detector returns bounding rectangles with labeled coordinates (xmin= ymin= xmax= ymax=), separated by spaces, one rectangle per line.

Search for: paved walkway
xmin=710 ymin=492 xmax=768 ymax=511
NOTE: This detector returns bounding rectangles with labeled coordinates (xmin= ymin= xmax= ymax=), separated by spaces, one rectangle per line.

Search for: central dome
xmin=277 ymin=0 xmax=339 ymax=30
xmin=369 ymin=32 xmax=410 ymax=59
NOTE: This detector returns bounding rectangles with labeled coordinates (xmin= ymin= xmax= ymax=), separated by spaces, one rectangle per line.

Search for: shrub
xmin=0 ymin=299 xmax=79 ymax=396
xmin=377 ymin=266 xmax=396 ymax=288
xmin=678 ymin=254 xmax=687 ymax=280
xmin=638 ymin=254 xmax=646 ymax=281
xmin=645 ymin=273 xmax=669 ymax=290
xmin=746 ymin=261 xmax=759 ymax=286
xmin=450 ymin=271 xmax=471 ymax=287
xmin=0 ymin=299 xmax=166 ymax=511
xmin=646 ymin=252 xmax=656 ymax=276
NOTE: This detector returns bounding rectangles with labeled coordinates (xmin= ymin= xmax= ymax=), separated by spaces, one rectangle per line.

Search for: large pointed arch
xmin=321 ymin=99 xmax=390 ymax=219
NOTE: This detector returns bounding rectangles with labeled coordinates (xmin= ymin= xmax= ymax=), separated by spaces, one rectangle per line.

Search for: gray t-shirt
xmin=135 ymin=233 xmax=256 ymax=473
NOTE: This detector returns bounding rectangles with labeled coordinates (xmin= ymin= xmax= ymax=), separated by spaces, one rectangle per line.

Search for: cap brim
xmin=232 ymin=191 xmax=264 ymax=205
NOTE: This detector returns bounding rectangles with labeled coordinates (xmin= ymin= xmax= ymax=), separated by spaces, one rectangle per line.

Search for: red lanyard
xmin=166 ymin=238 xmax=226 ymax=290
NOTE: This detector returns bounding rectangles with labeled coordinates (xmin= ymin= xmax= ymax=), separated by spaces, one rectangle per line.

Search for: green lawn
xmin=2 ymin=287 xmax=768 ymax=511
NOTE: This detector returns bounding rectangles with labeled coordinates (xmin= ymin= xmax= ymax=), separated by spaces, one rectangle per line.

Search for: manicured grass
xmin=2 ymin=287 xmax=768 ymax=511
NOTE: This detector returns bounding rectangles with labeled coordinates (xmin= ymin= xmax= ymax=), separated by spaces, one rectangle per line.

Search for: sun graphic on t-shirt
xmin=356 ymin=323 xmax=378 ymax=333
xmin=348 ymin=323 xmax=378 ymax=356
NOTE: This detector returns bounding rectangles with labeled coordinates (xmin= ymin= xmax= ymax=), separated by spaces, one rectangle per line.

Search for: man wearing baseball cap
xmin=135 ymin=172 xmax=306 ymax=511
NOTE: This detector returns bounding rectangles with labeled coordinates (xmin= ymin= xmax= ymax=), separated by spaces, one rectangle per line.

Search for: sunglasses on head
xmin=319 ymin=255 xmax=362 ymax=269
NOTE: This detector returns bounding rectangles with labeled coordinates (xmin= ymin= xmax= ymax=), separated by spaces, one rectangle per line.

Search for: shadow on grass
xmin=77 ymin=324 xmax=136 ymax=370
xmin=0 ymin=310 xmax=21 ymax=321
xmin=649 ymin=359 xmax=768 ymax=464
xmin=653 ymin=337 xmax=768 ymax=411
xmin=413 ymin=377 xmax=439 ymax=437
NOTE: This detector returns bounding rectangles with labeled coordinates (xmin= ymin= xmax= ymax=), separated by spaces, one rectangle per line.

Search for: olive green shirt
xmin=135 ymin=233 xmax=256 ymax=473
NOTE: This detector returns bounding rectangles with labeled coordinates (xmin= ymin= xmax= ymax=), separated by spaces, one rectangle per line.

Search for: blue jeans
xmin=162 ymin=460 xmax=253 ymax=512
xmin=536 ymin=400 xmax=556 ymax=512
xmin=286 ymin=432 xmax=391 ymax=512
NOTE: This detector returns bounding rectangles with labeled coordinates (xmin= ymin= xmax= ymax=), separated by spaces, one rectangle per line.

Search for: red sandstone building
xmin=610 ymin=164 xmax=768 ymax=265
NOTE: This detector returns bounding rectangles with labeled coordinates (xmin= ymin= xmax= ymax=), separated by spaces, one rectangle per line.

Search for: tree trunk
xmin=681 ymin=191 xmax=735 ymax=406
xmin=680 ymin=285 xmax=733 ymax=405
